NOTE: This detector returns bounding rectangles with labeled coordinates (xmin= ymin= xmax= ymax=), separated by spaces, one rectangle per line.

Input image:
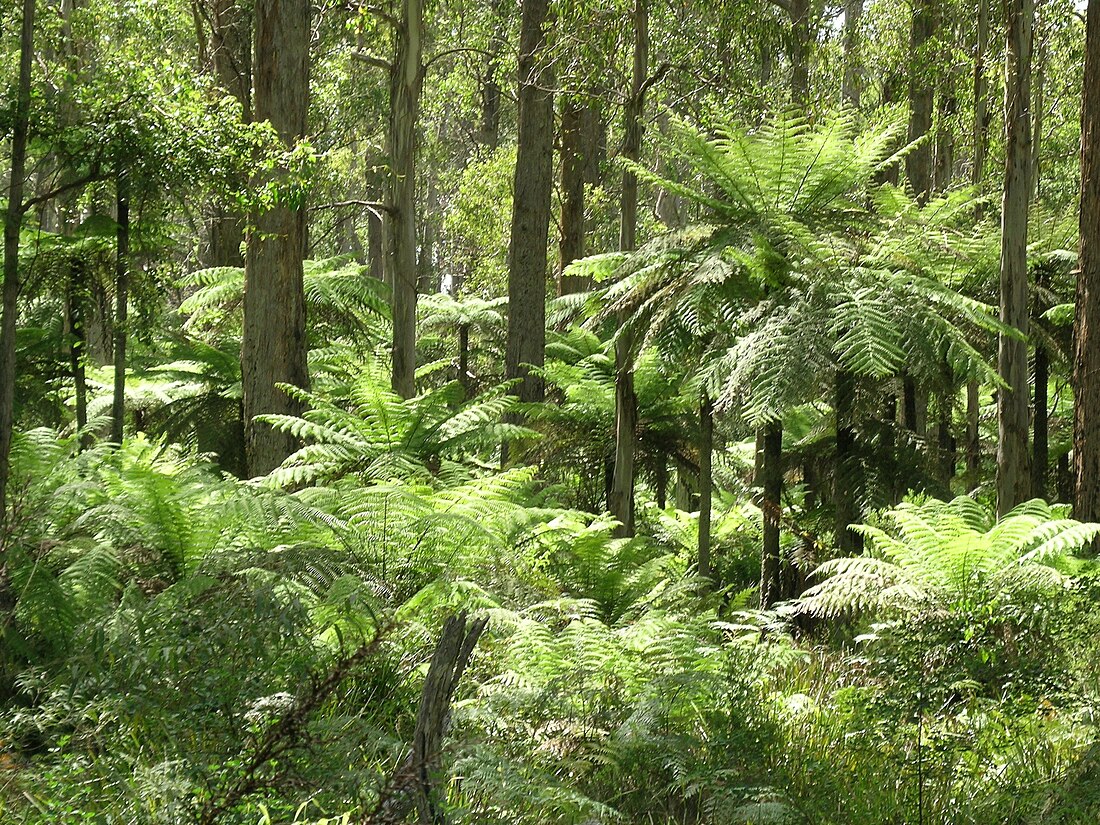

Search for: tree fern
xmin=796 ymin=497 xmax=1098 ymax=619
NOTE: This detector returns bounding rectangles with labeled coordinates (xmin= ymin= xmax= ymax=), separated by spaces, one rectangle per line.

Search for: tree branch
xmin=353 ymin=51 xmax=393 ymax=72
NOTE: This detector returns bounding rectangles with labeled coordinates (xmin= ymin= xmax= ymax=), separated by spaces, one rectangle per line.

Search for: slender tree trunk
xmin=368 ymin=208 xmax=384 ymax=281
xmin=67 ymin=264 xmax=88 ymax=437
xmin=417 ymin=174 xmax=438 ymax=294
xmin=935 ymin=387 xmax=954 ymax=488
xmin=973 ymin=0 xmax=991 ymax=192
xmin=966 ymin=380 xmax=981 ymax=487
xmin=842 ymin=0 xmax=863 ymax=109
xmin=479 ymin=0 xmax=504 ymax=151
xmin=758 ymin=420 xmax=783 ymax=606
xmin=698 ymin=394 xmax=714 ymax=582
xmin=655 ymin=457 xmax=668 ymax=509
xmin=505 ymin=0 xmax=553 ymax=405
xmin=789 ymin=0 xmax=811 ymax=104
xmin=907 ymin=0 xmax=935 ymax=203
xmin=934 ymin=58 xmax=958 ymax=190
xmin=997 ymin=0 xmax=1034 ymax=515
xmin=1033 ymin=337 xmax=1049 ymax=499
xmin=204 ymin=0 xmax=250 ymax=267
xmin=1031 ymin=6 xmax=1048 ymax=201
xmin=834 ymin=371 xmax=862 ymax=555
xmin=610 ymin=0 xmax=647 ymax=537
xmin=559 ymin=98 xmax=588 ymax=294
xmin=387 ymin=0 xmax=424 ymax=399
xmin=110 ymin=171 xmax=130 ymax=444
xmin=610 ymin=334 xmax=637 ymax=537
xmin=1074 ymin=0 xmax=1100 ymax=520
xmin=0 ymin=0 xmax=35 ymax=517
xmin=242 ymin=0 xmax=311 ymax=476
xmin=675 ymin=455 xmax=696 ymax=510
xmin=458 ymin=323 xmax=472 ymax=397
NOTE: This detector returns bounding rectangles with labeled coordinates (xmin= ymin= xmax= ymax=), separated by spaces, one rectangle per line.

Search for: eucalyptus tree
xmin=240 ymin=0 xmax=312 ymax=476
xmin=997 ymin=0 xmax=1035 ymax=514
xmin=1075 ymin=0 xmax=1100 ymax=521
xmin=1 ymin=0 xmax=36 ymax=524
xmin=505 ymin=0 xmax=555 ymax=407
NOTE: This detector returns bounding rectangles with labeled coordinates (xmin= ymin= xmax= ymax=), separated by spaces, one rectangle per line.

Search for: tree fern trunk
xmin=759 ymin=419 xmax=783 ymax=607
xmin=458 ymin=323 xmax=471 ymax=398
xmin=966 ymin=380 xmax=981 ymax=489
xmin=698 ymin=394 xmax=713 ymax=583
xmin=655 ymin=455 xmax=668 ymax=509
xmin=610 ymin=333 xmax=636 ymax=537
xmin=1033 ymin=341 xmax=1049 ymax=499
xmin=834 ymin=370 xmax=862 ymax=555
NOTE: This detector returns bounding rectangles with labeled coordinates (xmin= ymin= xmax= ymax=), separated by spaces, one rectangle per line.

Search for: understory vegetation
xmin=5 ymin=0 xmax=1100 ymax=821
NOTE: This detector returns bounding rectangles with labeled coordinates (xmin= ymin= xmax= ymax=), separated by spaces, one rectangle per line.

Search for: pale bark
xmin=842 ymin=0 xmax=863 ymax=109
xmin=242 ymin=0 xmax=311 ymax=476
xmin=996 ymin=0 xmax=1034 ymax=515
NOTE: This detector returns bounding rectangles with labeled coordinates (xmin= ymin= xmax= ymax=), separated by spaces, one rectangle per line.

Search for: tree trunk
xmin=973 ymin=0 xmax=991 ymax=192
xmin=111 ymin=171 xmax=130 ymax=444
xmin=610 ymin=334 xmax=637 ymax=537
xmin=759 ymin=420 xmax=783 ymax=607
xmin=1033 ymin=337 xmax=1049 ymax=499
xmin=789 ymin=0 xmax=811 ymax=104
xmin=387 ymin=0 xmax=424 ymax=399
xmin=997 ymin=0 xmax=1034 ymax=516
xmin=66 ymin=261 xmax=89 ymax=439
xmin=1031 ymin=8 xmax=1048 ymax=201
xmin=655 ymin=456 xmax=668 ymax=509
xmin=478 ymin=0 xmax=504 ymax=151
xmin=458 ymin=323 xmax=472 ymax=398
xmin=609 ymin=0 xmax=647 ymax=538
xmin=834 ymin=371 xmax=862 ymax=555
xmin=842 ymin=0 xmax=863 ymax=109
xmin=0 ymin=0 xmax=35 ymax=517
xmin=966 ymin=380 xmax=981 ymax=487
xmin=558 ymin=98 xmax=588 ymax=294
xmin=242 ymin=0 xmax=311 ymax=476
xmin=504 ymin=0 xmax=553 ymax=404
xmin=204 ymin=0 xmax=250 ymax=267
xmin=698 ymin=394 xmax=714 ymax=582
xmin=934 ymin=57 xmax=958 ymax=191
xmin=907 ymin=0 xmax=935 ymax=203
xmin=675 ymin=455 xmax=696 ymax=511
xmin=1074 ymin=0 xmax=1100 ymax=521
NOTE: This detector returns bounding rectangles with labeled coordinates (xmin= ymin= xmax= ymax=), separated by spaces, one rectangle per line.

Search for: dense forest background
xmin=4 ymin=0 xmax=1100 ymax=821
